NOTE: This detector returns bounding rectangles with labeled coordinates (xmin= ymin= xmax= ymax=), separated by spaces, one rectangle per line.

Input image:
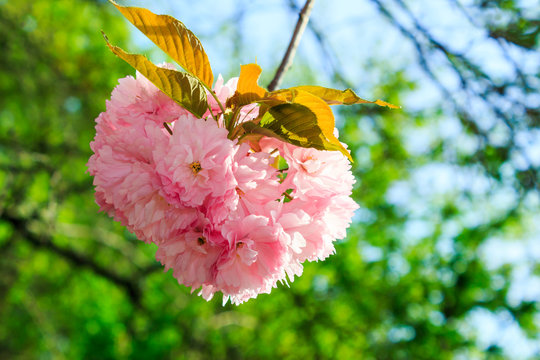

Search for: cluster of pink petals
xmin=88 ymin=71 xmax=358 ymax=304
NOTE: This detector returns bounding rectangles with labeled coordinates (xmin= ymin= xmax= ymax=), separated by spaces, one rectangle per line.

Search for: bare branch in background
xmin=369 ymin=0 xmax=538 ymax=191
xmin=2 ymin=213 xmax=144 ymax=307
xmin=286 ymin=0 xmax=353 ymax=88
xmin=268 ymin=0 xmax=316 ymax=91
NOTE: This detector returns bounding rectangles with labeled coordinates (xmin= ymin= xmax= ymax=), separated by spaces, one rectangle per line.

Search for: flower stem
xmin=201 ymin=82 xmax=227 ymax=121
xmin=163 ymin=122 xmax=173 ymax=135
xmin=282 ymin=192 xmax=294 ymax=201
xmin=207 ymin=102 xmax=219 ymax=123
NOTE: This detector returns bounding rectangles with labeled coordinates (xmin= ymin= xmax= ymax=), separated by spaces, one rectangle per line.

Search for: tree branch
xmin=268 ymin=0 xmax=316 ymax=91
xmin=3 ymin=213 xmax=143 ymax=307
xmin=286 ymin=0 xmax=353 ymax=88
xmin=370 ymin=0 xmax=538 ymax=191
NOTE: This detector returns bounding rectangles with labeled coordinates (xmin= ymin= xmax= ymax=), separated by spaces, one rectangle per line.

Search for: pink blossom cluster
xmin=88 ymin=72 xmax=358 ymax=304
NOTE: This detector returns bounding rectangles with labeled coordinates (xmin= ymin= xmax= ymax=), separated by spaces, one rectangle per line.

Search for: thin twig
xmin=376 ymin=0 xmax=538 ymax=190
xmin=268 ymin=0 xmax=316 ymax=91
xmin=286 ymin=0 xmax=352 ymax=88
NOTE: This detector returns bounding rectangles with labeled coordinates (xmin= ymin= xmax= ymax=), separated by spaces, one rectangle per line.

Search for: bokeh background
xmin=1 ymin=0 xmax=539 ymax=358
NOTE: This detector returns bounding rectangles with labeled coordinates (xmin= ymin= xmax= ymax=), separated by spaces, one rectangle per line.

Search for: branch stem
xmin=268 ymin=0 xmax=316 ymax=91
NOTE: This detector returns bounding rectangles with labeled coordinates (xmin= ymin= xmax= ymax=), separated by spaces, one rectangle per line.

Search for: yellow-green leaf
xmin=272 ymin=85 xmax=399 ymax=108
xmin=111 ymin=1 xmax=214 ymax=88
xmin=250 ymin=90 xmax=352 ymax=161
xmin=103 ymin=33 xmax=208 ymax=118
xmin=291 ymin=90 xmax=344 ymax=149
xmin=226 ymin=64 xmax=267 ymax=108
xmin=241 ymin=121 xmax=288 ymax=144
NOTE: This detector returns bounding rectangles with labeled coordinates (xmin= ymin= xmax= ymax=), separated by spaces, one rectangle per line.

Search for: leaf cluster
xmin=104 ymin=1 xmax=398 ymax=162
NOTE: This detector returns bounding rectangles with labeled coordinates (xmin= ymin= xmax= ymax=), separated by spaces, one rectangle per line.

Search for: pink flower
xmin=156 ymin=217 xmax=223 ymax=290
xmin=233 ymin=143 xmax=282 ymax=206
xmin=269 ymin=202 xmax=310 ymax=280
xmin=153 ymin=115 xmax=238 ymax=222
xmin=88 ymin=70 xmax=359 ymax=305
xmin=207 ymin=75 xmax=237 ymax=115
xmin=213 ymin=215 xmax=287 ymax=305
xmin=88 ymin=73 xmax=199 ymax=244
xmin=110 ymin=69 xmax=190 ymax=126
xmin=88 ymin=144 xmax=198 ymax=244
xmin=281 ymin=195 xmax=358 ymax=262
xmin=281 ymin=143 xmax=355 ymax=200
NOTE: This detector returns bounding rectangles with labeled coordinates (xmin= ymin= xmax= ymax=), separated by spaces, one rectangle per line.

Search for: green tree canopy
xmin=1 ymin=0 xmax=538 ymax=359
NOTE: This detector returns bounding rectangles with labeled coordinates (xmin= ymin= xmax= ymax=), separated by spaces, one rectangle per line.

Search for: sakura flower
xmin=207 ymin=75 xmax=237 ymax=115
xmin=153 ymin=115 xmax=238 ymax=222
xmin=233 ymin=143 xmax=282 ymax=207
xmin=88 ymin=70 xmax=359 ymax=305
xmin=110 ymin=68 xmax=190 ymax=126
xmin=156 ymin=217 xmax=222 ymax=290
xmin=213 ymin=215 xmax=287 ymax=305
xmin=280 ymin=143 xmax=355 ymax=200
xmin=88 ymin=143 xmax=198 ymax=244
xmin=269 ymin=202 xmax=311 ymax=280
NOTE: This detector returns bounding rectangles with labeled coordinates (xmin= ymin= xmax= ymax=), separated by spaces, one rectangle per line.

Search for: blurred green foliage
xmin=1 ymin=0 xmax=539 ymax=359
